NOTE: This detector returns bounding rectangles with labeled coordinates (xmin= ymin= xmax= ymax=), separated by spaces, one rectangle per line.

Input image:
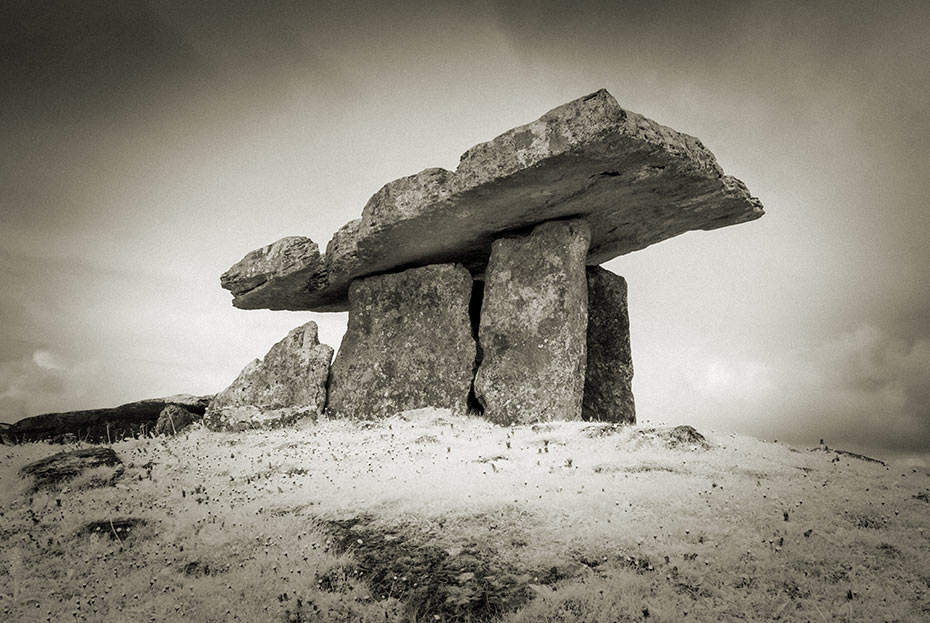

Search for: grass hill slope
xmin=2 ymin=409 xmax=929 ymax=622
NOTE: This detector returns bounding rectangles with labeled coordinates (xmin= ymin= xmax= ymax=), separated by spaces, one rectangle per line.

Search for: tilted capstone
xmin=221 ymin=89 xmax=762 ymax=313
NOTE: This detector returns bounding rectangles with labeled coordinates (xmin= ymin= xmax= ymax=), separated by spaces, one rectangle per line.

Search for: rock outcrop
xmin=474 ymin=220 xmax=591 ymax=425
xmin=155 ymin=404 xmax=202 ymax=436
xmin=205 ymin=321 xmax=333 ymax=431
xmin=582 ymin=267 xmax=635 ymax=423
xmin=4 ymin=395 xmax=211 ymax=444
xmin=327 ymin=264 xmax=476 ymax=418
xmin=222 ymin=89 xmax=762 ymax=312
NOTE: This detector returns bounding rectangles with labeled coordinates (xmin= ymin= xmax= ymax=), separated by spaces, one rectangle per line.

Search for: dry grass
xmin=2 ymin=408 xmax=929 ymax=621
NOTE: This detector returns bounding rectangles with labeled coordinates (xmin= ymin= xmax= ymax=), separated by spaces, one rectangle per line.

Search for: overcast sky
xmin=2 ymin=1 xmax=928 ymax=462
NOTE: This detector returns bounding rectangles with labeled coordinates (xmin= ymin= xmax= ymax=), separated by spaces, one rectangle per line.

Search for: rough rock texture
xmin=220 ymin=237 xmax=327 ymax=311
xmin=205 ymin=321 xmax=333 ymax=431
xmin=20 ymin=448 xmax=122 ymax=489
xmin=327 ymin=264 xmax=475 ymax=418
xmin=582 ymin=266 xmax=635 ymax=423
xmin=4 ymin=395 xmax=211 ymax=444
xmin=224 ymin=89 xmax=763 ymax=312
xmin=474 ymin=220 xmax=591 ymax=425
xmin=154 ymin=404 xmax=202 ymax=436
xmin=637 ymin=425 xmax=710 ymax=450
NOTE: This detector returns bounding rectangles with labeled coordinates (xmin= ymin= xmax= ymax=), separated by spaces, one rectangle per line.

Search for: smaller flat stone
xmin=220 ymin=237 xmax=327 ymax=311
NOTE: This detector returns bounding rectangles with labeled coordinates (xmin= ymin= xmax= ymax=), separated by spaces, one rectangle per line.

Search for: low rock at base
xmin=327 ymin=264 xmax=476 ymax=418
xmin=4 ymin=395 xmax=211 ymax=444
xmin=155 ymin=404 xmax=202 ymax=436
xmin=20 ymin=448 xmax=122 ymax=489
xmin=205 ymin=321 xmax=333 ymax=431
xmin=582 ymin=266 xmax=635 ymax=423
xmin=474 ymin=220 xmax=591 ymax=425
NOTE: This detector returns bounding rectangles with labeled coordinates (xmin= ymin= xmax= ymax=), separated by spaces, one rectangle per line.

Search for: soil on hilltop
xmin=2 ymin=410 xmax=928 ymax=622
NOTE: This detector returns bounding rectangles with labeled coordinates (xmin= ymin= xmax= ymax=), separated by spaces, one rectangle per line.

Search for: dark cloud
xmin=0 ymin=0 xmax=206 ymax=121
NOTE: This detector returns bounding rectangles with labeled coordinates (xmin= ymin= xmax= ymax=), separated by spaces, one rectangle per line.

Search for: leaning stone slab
xmin=582 ymin=266 xmax=635 ymax=423
xmin=223 ymin=88 xmax=762 ymax=312
xmin=326 ymin=264 xmax=475 ymax=418
xmin=474 ymin=220 xmax=591 ymax=425
xmin=205 ymin=321 xmax=333 ymax=431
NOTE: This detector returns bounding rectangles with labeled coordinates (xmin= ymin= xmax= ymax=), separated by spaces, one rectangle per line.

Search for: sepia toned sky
xmin=2 ymin=1 xmax=928 ymax=462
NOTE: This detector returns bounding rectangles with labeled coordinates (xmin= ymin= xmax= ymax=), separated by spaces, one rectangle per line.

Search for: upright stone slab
xmin=582 ymin=266 xmax=635 ymax=423
xmin=474 ymin=219 xmax=591 ymax=425
xmin=205 ymin=321 xmax=333 ymax=431
xmin=326 ymin=264 xmax=475 ymax=418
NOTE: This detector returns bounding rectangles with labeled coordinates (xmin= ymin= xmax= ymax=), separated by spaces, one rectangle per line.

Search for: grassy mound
xmin=1 ymin=409 xmax=928 ymax=621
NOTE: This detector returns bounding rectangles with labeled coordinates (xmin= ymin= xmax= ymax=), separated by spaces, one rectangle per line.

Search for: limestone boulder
xmin=205 ymin=321 xmax=333 ymax=431
xmin=582 ymin=267 xmax=635 ymax=423
xmin=155 ymin=404 xmax=202 ymax=436
xmin=220 ymin=236 xmax=327 ymax=311
xmin=327 ymin=264 xmax=475 ymax=418
xmin=223 ymin=89 xmax=762 ymax=312
xmin=474 ymin=220 xmax=591 ymax=425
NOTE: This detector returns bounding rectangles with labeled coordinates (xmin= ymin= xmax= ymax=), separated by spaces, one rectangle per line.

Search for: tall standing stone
xmin=582 ymin=267 xmax=635 ymax=423
xmin=326 ymin=264 xmax=475 ymax=418
xmin=205 ymin=321 xmax=333 ymax=431
xmin=474 ymin=219 xmax=591 ymax=425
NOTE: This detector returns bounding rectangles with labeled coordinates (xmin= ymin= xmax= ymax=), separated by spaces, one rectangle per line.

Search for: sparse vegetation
xmin=2 ymin=410 xmax=929 ymax=621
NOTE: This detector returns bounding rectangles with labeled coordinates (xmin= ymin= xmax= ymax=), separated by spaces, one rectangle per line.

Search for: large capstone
xmin=474 ymin=220 xmax=591 ymax=425
xmin=582 ymin=266 xmax=635 ymax=423
xmin=326 ymin=264 xmax=476 ymax=418
xmin=204 ymin=321 xmax=333 ymax=431
xmin=222 ymin=89 xmax=763 ymax=312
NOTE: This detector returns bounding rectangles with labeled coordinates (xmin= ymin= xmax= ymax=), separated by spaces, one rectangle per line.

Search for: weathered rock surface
xmin=637 ymin=425 xmax=710 ymax=450
xmin=474 ymin=220 xmax=591 ymax=425
xmin=223 ymin=89 xmax=763 ymax=312
xmin=327 ymin=264 xmax=475 ymax=418
xmin=154 ymin=404 xmax=202 ymax=436
xmin=205 ymin=321 xmax=333 ymax=431
xmin=220 ymin=236 xmax=327 ymax=311
xmin=582 ymin=267 xmax=635 ymax=423
xmin=20 ymin=448 xmax=122 ymax=489
xmin=5 ymin=395 xmax=211 ymax=444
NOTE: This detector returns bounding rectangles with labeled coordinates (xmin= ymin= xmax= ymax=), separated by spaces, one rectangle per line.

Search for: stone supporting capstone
xmin=474 ymin=219 xmax=591 ymax=425
xmin=326 ymin=263 xmax=475 ymax=418
xmin=582 ymin=266 xmax=635 ymax=423
xmin=205 ymin=321 xmax=333 ymax=431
